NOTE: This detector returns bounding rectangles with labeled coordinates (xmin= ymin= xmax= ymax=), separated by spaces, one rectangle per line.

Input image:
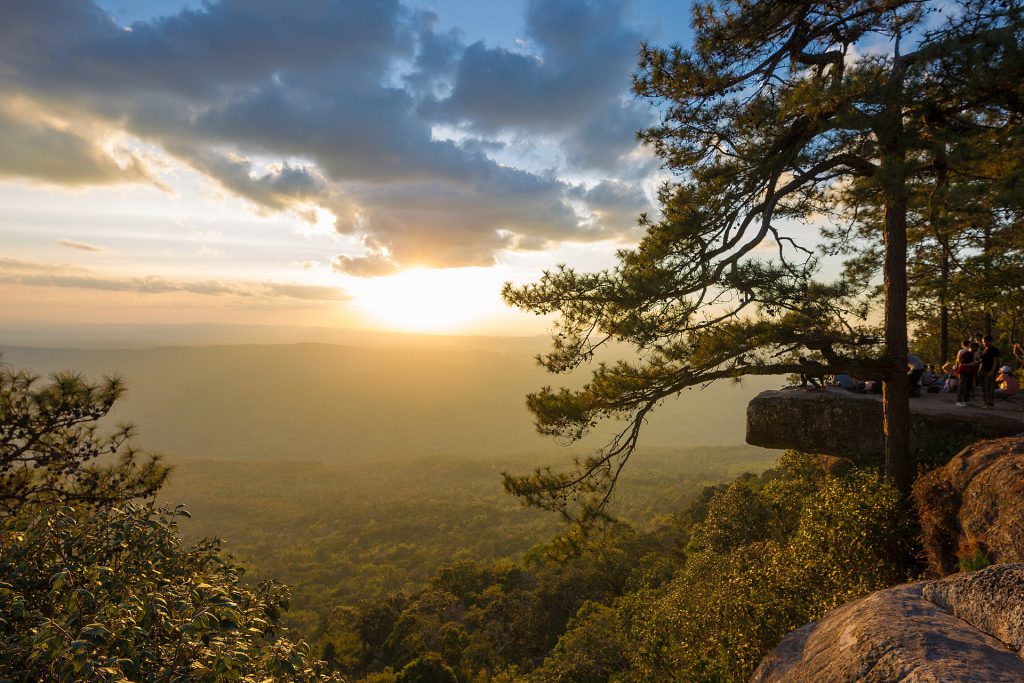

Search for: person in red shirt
xmin=956 ymin=340 xmax=979 ymax=407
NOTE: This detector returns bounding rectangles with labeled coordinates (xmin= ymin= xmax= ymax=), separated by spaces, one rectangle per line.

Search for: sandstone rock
xmin=751 ymin=578 xmax=1024 ymax=682
xmin=914 ymin=436 xmax=1024 ymax=576
xmin=922 ymin=564 xmax=1024 ymax=657
xmin=746 ymin=388 xmax=1024 ymax=464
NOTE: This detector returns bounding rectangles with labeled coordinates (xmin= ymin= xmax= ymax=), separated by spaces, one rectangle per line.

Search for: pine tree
xmin=503 ymin=0 xmax=1024 ymax=523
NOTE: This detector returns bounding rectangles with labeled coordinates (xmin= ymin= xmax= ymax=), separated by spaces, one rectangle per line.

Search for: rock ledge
xmin=746 ymin=388 xmax=1024 ymax=463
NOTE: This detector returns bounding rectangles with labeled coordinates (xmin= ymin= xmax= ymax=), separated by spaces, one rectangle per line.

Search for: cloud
xmin=58 ymin=239 xmax=105 ymax=252
xmin=425 ymin=0 xmax=656 ymax=172
xmin=332 ymin=253 xmax=400 ymax=278
xmin=0 ymin=0 xmax=658 ymax=273
xmin=0 ymin=257 xmax=348 ymax=301
xmin=0 ymin=101 xmax=151 ymax=185
xmin=571 ymin=179 xmax=649 ymax=235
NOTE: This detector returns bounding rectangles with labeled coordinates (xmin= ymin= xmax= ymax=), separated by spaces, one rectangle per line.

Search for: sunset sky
xmin=0 ymin=0 xmax=695 ymax=335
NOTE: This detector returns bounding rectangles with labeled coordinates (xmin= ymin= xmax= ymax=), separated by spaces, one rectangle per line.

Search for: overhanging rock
xmin=746 ymin=388 xmax=1024 ymax=463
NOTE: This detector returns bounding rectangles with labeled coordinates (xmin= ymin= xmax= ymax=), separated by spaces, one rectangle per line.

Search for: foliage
xmin=316 ymin=453 xmax=914 ymax=682
xmin=0 ymin=361 xmax=168 ymax=514
xmin=502 ymin=0 xmax=1024 ymax=520
xmin=158 ymin=446 xmax=775 ymax=637
xmin=630 ymin=453 xmax=916 ymax=681
xmin=0 ymin=503 xmax=337 ymax=682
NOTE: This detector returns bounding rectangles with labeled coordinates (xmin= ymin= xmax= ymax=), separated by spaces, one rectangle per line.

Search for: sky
xmin=0 ymin=0 xmax=694 ymax=336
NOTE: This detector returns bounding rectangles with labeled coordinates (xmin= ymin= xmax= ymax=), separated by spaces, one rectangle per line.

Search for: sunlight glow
xmin=348 ymin=267 xmax=506 ymax=333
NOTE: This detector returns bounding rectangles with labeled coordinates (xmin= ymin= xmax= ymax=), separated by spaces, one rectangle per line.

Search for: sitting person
xmin=939 ymin=363 xmax=958 ymax=393
xmin=921 ymin=365 xmax=938 ymax=386
xmin=996 ymin=366 xmax=1019 ymax=398
xmin=834 ymin=373 xmax=864 ymax=392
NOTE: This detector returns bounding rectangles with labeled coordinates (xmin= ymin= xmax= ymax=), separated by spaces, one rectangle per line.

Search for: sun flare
xmin=348 ymin=268 xmax=505 ymax=333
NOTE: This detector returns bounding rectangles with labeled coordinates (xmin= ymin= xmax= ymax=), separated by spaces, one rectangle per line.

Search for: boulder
xmin=746 ymin=388 xmax=1024 ymax=465
xmin=913 ymin=436 xmax=1024 ymax=576
xmin=922 ymin=564 xmax=1024 ymax=657
xmin=752 ymin=565 xmax=1024 ymax=682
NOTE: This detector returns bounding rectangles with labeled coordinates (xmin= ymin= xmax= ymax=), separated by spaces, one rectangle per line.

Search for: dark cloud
xmin=571 ymin=179 xmax=649 ymax=235
xmin=0 ymin=0 xmax=657 ymax=273
xmin=425 ymin=0 xmax=656 ymax=173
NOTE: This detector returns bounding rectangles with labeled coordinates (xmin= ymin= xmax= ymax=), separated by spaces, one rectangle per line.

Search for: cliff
xmin=746 ymin=388 xmax=1024 ymax=464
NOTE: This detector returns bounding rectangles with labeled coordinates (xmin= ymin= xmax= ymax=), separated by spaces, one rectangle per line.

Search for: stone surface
xmin=751 ymin=576 xmax=1024 ymax=682
xmin=922 ymin=564 xmax=1024 ymax=657
xmin=913 ymin=436 xmax=1024 ymax=575
xmin=746 ymin=388 xmax=1024 ymax=464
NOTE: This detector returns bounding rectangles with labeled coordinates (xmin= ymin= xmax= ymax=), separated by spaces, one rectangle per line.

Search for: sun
xmin=348 ymin=267 xmax=505 ymax=333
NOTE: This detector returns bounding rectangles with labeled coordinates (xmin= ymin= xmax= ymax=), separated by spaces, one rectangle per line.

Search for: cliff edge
xmin=746 ymin=388 xmax=1024 ymax=464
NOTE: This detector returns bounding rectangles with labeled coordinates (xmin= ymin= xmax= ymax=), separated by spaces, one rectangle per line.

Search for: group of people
xmin=811 ymin=335 xmax=1024 ymax=410
xmin=944 ymin=335 xmax=1019 ymax=408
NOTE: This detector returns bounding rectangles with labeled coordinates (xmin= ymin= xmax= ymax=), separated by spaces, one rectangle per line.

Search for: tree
xmin=503 ymin=0 xmax=1024 ymax=522
xmin=0 ymin=503 xmax=338 ymax=682
xmin=0 ymin=361 xmax=168 ymax=514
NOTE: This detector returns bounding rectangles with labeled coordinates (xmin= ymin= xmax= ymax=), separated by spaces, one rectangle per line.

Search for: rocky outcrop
xmin=752 ymin=564 xmax=1024 ymax=683
xmin=914 ymin=436 xmax=1024 ymax=576
xmin=923 ymin=564 xmax=1024 ymax=657
xmin=746 ymin=389 xmax=1024 ymax=464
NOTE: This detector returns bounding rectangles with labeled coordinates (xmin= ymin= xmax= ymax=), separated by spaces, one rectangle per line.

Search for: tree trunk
xmin=940 ymin=249 xmax=949 ymax=363
xmin=983 ymin=222 xmax=993 ymax=337
xmin=883 ymin=189 xmax=913 ymax=493
xmin=881 ymin=51 xmax=913 ymax=494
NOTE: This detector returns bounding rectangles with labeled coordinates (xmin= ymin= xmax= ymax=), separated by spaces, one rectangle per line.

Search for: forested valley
xmin=2 ymin=0 xmax=1023 ymax=680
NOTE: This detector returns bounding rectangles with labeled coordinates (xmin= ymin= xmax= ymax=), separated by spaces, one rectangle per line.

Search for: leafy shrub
xmin=630 ymin=453 xmax=916 ymax=681
xmin=0 ymin=503 xmax=337 ymax=682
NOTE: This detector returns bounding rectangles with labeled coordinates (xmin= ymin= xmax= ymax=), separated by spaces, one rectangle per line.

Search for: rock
xmin=752 ymin=574 xmax=1024 ymax=682
xmin=746 ymin=388 xmax=1024 ymax=465
xmin=922 ymin=564 xmax=1024 ymax=657
xmin=913 ymin=436 xmax=1024 ymax=576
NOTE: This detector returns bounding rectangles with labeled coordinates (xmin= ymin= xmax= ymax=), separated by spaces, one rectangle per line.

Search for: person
xmin=907 ymin=353 xmax=925 ymax=397
xmin=978 ymin=335 xmax=1000 ymax=409
xmin=995 ymin=366 xmax=1019 ymax=398
xmin=921 ymin=364 xmax=937 ymax=386
xmin=798 ymin=356 xmax=823 ymax=389
xmin=939 ymin=363 xmax=958 ymax=393
xmin=972 ymin=332 xmax=984 ymax=363
xmin=834 ymin=373 xmax=864 ymax=392
xmin=956 ymin=340 xmax=978 ymax=407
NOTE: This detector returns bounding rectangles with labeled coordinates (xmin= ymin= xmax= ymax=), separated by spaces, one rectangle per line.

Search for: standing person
xmin=907 ymin=353 xmax=925 ymax=397
xmin=978 ymin=335 xmax=1001 ymax=409
xmin=956 ymin=340 xmax=978 ymax=407
xmin=972 ymin=332 xmax=984 ymax=363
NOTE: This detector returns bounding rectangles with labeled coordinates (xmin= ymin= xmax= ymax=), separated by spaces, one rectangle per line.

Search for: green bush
xmin=0 ymin=503 xmax=337 ymax=682
xmin=628 ymin=453 xmax=916 ymax=681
